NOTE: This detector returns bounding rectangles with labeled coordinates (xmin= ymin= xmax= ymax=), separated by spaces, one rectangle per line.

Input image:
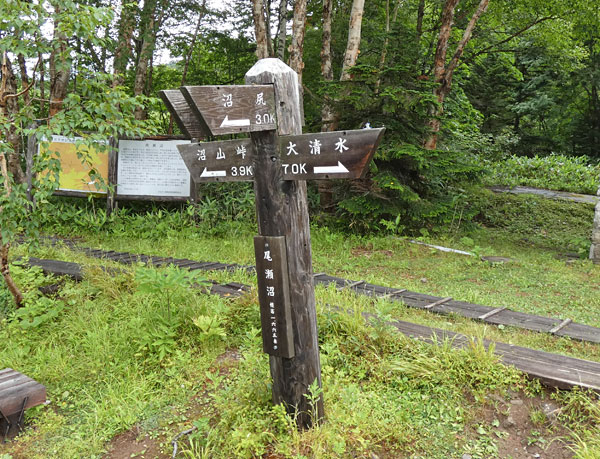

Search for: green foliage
xmin=333 ymin=142 xmax=484 ymax=234
xmin=483 ymin=154 xmax=600 ymax=194
xmin=471 ymin=189 xmax=596 ymax=253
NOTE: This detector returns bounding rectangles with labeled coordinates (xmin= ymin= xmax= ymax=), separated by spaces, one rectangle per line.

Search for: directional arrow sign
xmin=181 ymin=85 xmax=277 ymax=136
xmin=177 ymin=128 xmax=385 ymax=182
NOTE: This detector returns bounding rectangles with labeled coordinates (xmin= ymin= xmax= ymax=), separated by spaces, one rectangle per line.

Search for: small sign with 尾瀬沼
xmin=253 ymin=235 xmax=294 ymax=358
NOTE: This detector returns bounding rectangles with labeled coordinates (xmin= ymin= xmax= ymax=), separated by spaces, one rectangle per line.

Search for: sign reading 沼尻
xmin=254 ymin=236 xmax=294 ymax=358
xmin=162 ymin=58 xmax=385 ymax=429
xmin=181 ymin=85 xmax=277 ymax=135
xmin=117 ymin=139 xmax=191 ymax=197
xmin=176 ymin=128 xmax=384 ymax=182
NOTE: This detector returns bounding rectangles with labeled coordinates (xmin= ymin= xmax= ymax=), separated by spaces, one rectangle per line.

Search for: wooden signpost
xmin=161 ymin=58 xmax=384 ymax=428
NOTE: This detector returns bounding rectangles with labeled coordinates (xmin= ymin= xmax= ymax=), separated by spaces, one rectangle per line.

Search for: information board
xmin=117 ymin=139 xmax=191 ymax=197
xmin=41 ymin=136 xmax=109 ymax=194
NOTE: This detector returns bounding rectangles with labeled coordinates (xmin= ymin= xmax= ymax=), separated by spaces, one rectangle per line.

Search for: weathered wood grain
xmin=246 ymin=58 xmax=324 ymax=428
xmin=181 ymin=84 xmax=276 ymax=135
xmin=159 ymin=90 xmax=207 ymax=139
xmin=254 ymin=236 xmax=295 ymax=358
xmin=0 ymin=369 xmax=46 ymax=417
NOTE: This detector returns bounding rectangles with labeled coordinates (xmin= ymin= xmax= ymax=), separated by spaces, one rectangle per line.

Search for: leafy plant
xmin=192 ymin=315 xmax=227 ymax=343
xmin=135 ymin=265 xmax=205 ymax=319
xmin=12 ymin=296 xmax=65 ymax=329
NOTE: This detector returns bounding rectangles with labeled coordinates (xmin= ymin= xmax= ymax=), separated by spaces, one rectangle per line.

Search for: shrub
xmin=483 ymin=154 xmax=600 ymax=194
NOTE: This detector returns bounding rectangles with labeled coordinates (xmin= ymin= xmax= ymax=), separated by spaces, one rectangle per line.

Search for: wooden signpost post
xmin=161 ymin=58 xmax=384 ymax=428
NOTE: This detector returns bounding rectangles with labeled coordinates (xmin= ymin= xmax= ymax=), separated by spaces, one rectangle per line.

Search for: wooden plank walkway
xmin=490 ymin=185 xmax=599 ymax=205
xmin=24 ymin=257 xmax=249 ymax=298
xmin=24 ymin=238 xmax=600 ymax=344
xmin=19 ymin=255 xmax=600 ymax=392
xmin=313 ymin=273 xmax=600 ymax=344
xmin=363 ymin=313 xmax=600 ymax=392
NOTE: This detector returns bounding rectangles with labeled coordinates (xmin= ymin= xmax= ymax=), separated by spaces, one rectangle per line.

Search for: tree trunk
xmin=340 ymin=0 xmax=365 ymax=82
xmin=48 ymin=5 xmax=71 ymax=118
xmin=423 ymin=0 xmax=489 ymax=150
xmin=134 ymin=0 xmax=159 ymax=120
xmin=327 ymin=0 xmax=366 ymax=131
xmin=288 ymin=0 xmax=307 ymax=86
xmin=320 ymin=0 xmax=334 ymax=132
xmin=0 ymin=139 xmax=24 ymax=308
xmin=113 ymin=0 xmax=137 ymax=87
xmin=253 ymin=0 xmax=270 ymax=59
xmin=275 ymin=0 xmax=288 ymax=60
xmin=0 ymin=52 xmax=25 ymax=184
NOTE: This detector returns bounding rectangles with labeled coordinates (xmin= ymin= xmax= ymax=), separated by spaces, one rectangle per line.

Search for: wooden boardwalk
xmin=27 ymin=239 xmax=600 ymax=344
xmin=20 ymin=250 xmax=600 ymax=393
xmin=490 ymin=185 xmax=599 ymax=205
xmin=370 ymin=314 xmax=600 ymax=392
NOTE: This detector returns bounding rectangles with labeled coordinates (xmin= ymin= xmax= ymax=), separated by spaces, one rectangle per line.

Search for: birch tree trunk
xmin=339 ymin=0 xmax=365 ymax=82
xmin=423 ymin=0 xmax=489 ymax=150
xmin=253 ymin=0 xmax=270 ymax=59
xmin=288 ymin=0 xmax=307 ymax=85
xmin=326 ymin=0 xmax=365 ymax=131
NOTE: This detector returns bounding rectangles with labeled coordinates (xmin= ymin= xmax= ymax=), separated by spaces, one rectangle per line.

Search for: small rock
xmin=462 ymin=455 xmax=472 ymax=459
xmin=510 ymin=398 xmax=524 ymax=406
xmin=420 ymin=277 xmax=428 ymax=283
xmin=503 ymin=416 xmax=516 ymax=428
xmin=542 ymin=401 xmax=560 ymax=421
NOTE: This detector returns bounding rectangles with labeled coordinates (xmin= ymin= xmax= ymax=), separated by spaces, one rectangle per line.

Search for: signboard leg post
xmin=245 ymin=59 xmax=324 ymax=428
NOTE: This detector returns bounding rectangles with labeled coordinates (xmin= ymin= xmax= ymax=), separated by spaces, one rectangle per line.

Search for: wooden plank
xmin=423 ymin=297 xmax=453 ymax=310
xmin=27 ymin=258 xmax=83 ymax=281
xmin=182 ymin=84 xmax=277 ymax=136
xmin=368 ymin=314 xmax=600 ymax=392
xmin=246 ymin=59 xmax=323 ymax=428
xmin=159 ymin=90 xmax=207 ymax=139
xmin=478 ymin=307 xmax=507 ymax=321
xmin=550 ymin=318 xmax=572 ymax=334
xmin=338 ymin=280 xmax=366 ymax=291
xmin=106 ymin=136 xmax=118 ymax=216
xmin=254 ymin=236 xmax=295 ymax=358
xmin=0 ymin=370 xmax=46 ymax=416
xmin=276 ymin=128 xmax=384 ymax=181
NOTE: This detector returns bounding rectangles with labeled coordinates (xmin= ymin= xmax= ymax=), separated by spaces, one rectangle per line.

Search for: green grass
xmin=0 ymin=194 xmax=599 ymax=458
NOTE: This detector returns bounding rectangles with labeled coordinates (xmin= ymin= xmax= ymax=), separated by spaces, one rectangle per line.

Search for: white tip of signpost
xmin=246 ymin=58 xmax=296 ymax=78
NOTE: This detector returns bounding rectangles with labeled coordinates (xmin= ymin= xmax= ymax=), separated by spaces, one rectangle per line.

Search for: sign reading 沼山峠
xmin=176 ymin=128 xmax=384 ymax=182
xmin=181 ymin=85 xmax=277 ymax=136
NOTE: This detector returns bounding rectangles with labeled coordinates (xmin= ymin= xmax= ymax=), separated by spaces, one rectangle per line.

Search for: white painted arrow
xmin=313 ymin=161 xmax=349 ymax=175
xmin=200 ymin=167 xmax=227 ymax=178
xmin=220 ymin=115 xmax=251 ymax=128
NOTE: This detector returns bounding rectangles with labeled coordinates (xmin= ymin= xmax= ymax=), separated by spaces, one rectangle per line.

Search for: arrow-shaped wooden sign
xmin=158 ymin=90 xmax=208 ymax=140
xmin=180 ymin=85 xmax=277 ymax=136
xmin=176 ymin=128 xmax=384 ymax=182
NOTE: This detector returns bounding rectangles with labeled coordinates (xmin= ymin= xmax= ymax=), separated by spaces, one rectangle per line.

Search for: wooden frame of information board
xmin=27 ymin=133 xmax=198 ymax=213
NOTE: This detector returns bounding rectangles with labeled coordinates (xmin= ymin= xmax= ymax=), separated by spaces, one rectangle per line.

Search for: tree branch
xmin=463 ymin=16 xmax=557 ymax=64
